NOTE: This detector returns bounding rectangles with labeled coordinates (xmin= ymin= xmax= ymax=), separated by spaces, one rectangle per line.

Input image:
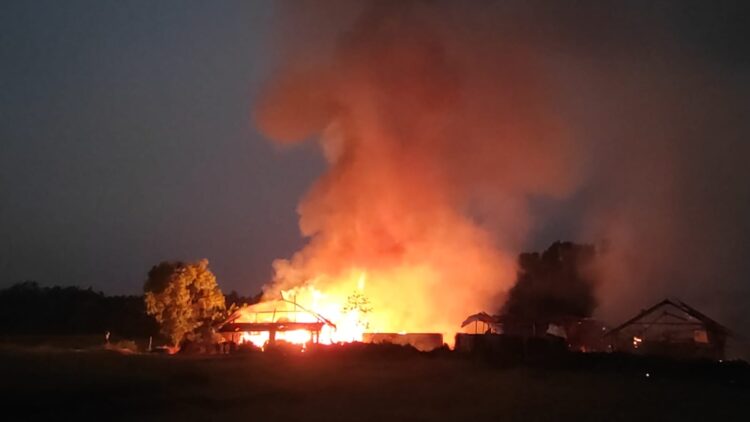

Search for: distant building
xmin=456 ymin=312 xmax=609 ymax=353
xmin=605 ymin=299 xmax=730 ymax=360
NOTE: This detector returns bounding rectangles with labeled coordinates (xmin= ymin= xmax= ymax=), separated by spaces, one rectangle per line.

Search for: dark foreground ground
xmin=1 ymin=343 xmax=748 ymax=421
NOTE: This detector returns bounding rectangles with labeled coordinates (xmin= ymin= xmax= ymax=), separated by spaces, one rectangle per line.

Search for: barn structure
xmin=605 ymin=299 xmax=730 ymax=360
xmin=217 ymin=299 xmax=335 ymax=349
xmin=455 ymin=312 xmax=609 ymax=353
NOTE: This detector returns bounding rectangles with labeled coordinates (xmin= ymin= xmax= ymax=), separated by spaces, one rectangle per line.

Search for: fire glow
xmin=246 ymin=1 xmax=584 ymax=349
xmin=232 ymin=271 xmax=372 ymax=348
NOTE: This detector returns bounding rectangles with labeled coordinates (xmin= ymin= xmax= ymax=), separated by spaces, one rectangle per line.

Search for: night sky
xmin=1 ymin=0 xmax=749 ymax=334
xmin=1 ymin=1 xmax=324 ymax=294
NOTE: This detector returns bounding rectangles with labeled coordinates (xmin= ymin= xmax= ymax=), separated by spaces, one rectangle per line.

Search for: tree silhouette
xmin=501 ymin=241 xmax=598 ymax=322
xmin=0 ymin=281 xmax=158 ymax=338
xmin=343 ymin=290 xmax=373 ymax=330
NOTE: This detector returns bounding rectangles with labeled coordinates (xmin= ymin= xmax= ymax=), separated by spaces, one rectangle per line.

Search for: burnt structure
xmin=456 ymin=312 xmax=609 ymax=354
xmin=605 ymin=299 xmax=730 ymax=360
xmin=220 ymin=321 xmax=326 ymax=345
xmin=217 ymin=299 xmax=335 ymax=347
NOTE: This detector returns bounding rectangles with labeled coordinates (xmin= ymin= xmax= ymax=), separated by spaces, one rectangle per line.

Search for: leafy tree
xmin=143 ymin=259 xmax=225 ymax=346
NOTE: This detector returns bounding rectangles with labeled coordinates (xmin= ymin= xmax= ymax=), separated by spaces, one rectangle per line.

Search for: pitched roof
xmin=605 ymin=298 xmax=731 ymax=337
xmin=460 ymin=312 xmax=497 ymax=328
xmin=219 ymin=298 xmax=336 ymax=330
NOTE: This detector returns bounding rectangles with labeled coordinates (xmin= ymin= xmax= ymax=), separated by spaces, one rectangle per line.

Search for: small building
xmin=218 ymin=299 xmax=334 ymax=349
xmin=605 ymin=299 xmax=730 ymax=360
xmin=456 ymin=312 xmax=609 ymax=353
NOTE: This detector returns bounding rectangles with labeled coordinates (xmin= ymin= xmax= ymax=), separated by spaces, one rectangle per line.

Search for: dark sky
xmin=0 ymin=1 xmax=324 ymax=294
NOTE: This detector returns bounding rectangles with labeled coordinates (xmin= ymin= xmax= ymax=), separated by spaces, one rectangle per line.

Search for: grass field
xmin=1 ymin=344 xmax=748 ymax=421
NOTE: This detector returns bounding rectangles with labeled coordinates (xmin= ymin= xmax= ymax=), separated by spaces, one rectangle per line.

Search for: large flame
xmin=249 ymin=1 xmax=581 ymax=347
xmin=234 ymin=270 xmax=372 ymax=348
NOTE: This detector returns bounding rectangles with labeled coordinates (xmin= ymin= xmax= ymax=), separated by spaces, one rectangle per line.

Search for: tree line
xmin=0 ymin=281 xmax=158 ymax=338
xmin=0 ymin=277 xmax=259 ymax=341
xmin=1 ymin=242 xmax=598 ymax=347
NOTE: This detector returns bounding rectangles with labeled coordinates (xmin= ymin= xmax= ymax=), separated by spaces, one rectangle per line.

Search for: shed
xmin=218 ymin=299 xmax=335 ymax=349
xmin=605 ymin=299 xmax=730 ymax=360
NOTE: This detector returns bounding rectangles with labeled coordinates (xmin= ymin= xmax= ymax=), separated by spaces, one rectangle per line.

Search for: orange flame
xmin=234 ymin=270 xmax=372 ymax=348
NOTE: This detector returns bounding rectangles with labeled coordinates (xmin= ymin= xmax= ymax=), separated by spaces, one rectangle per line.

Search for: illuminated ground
xmin=1 ymin=344 xmax=747 ymax=421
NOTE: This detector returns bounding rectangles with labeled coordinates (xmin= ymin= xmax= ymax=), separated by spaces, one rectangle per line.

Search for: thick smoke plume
xmin=255 ymin=1 xmax=750 ymax=339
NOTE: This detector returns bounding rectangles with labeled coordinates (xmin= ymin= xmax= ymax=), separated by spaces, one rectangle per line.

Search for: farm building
xmin=217 ymin=299 xmax=334 ymax=349
xmin=605 ymin=299 xmax=730 ymax=360
xmin=455 ymin=312 xmax=609 ymax=353
xmin=217 ymin=300 xmax=444 ymax=351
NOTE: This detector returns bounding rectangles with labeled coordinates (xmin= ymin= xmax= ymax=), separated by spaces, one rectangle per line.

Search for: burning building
xmin=605 ymin=299 xmax=731 ymax=360
xmin=249 ymin=0 xmax=584 ymax=348
xmin=217 ymin=277 xmax=444 ymax=351
xmin=242 ymin=0 xmax=748 ymax=349
xmin=218 ymin=299 xmax=335 ymax=349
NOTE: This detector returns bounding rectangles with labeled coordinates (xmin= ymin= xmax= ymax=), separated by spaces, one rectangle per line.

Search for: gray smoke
xmin=255 ymin=1 xmax=750 ymax=346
